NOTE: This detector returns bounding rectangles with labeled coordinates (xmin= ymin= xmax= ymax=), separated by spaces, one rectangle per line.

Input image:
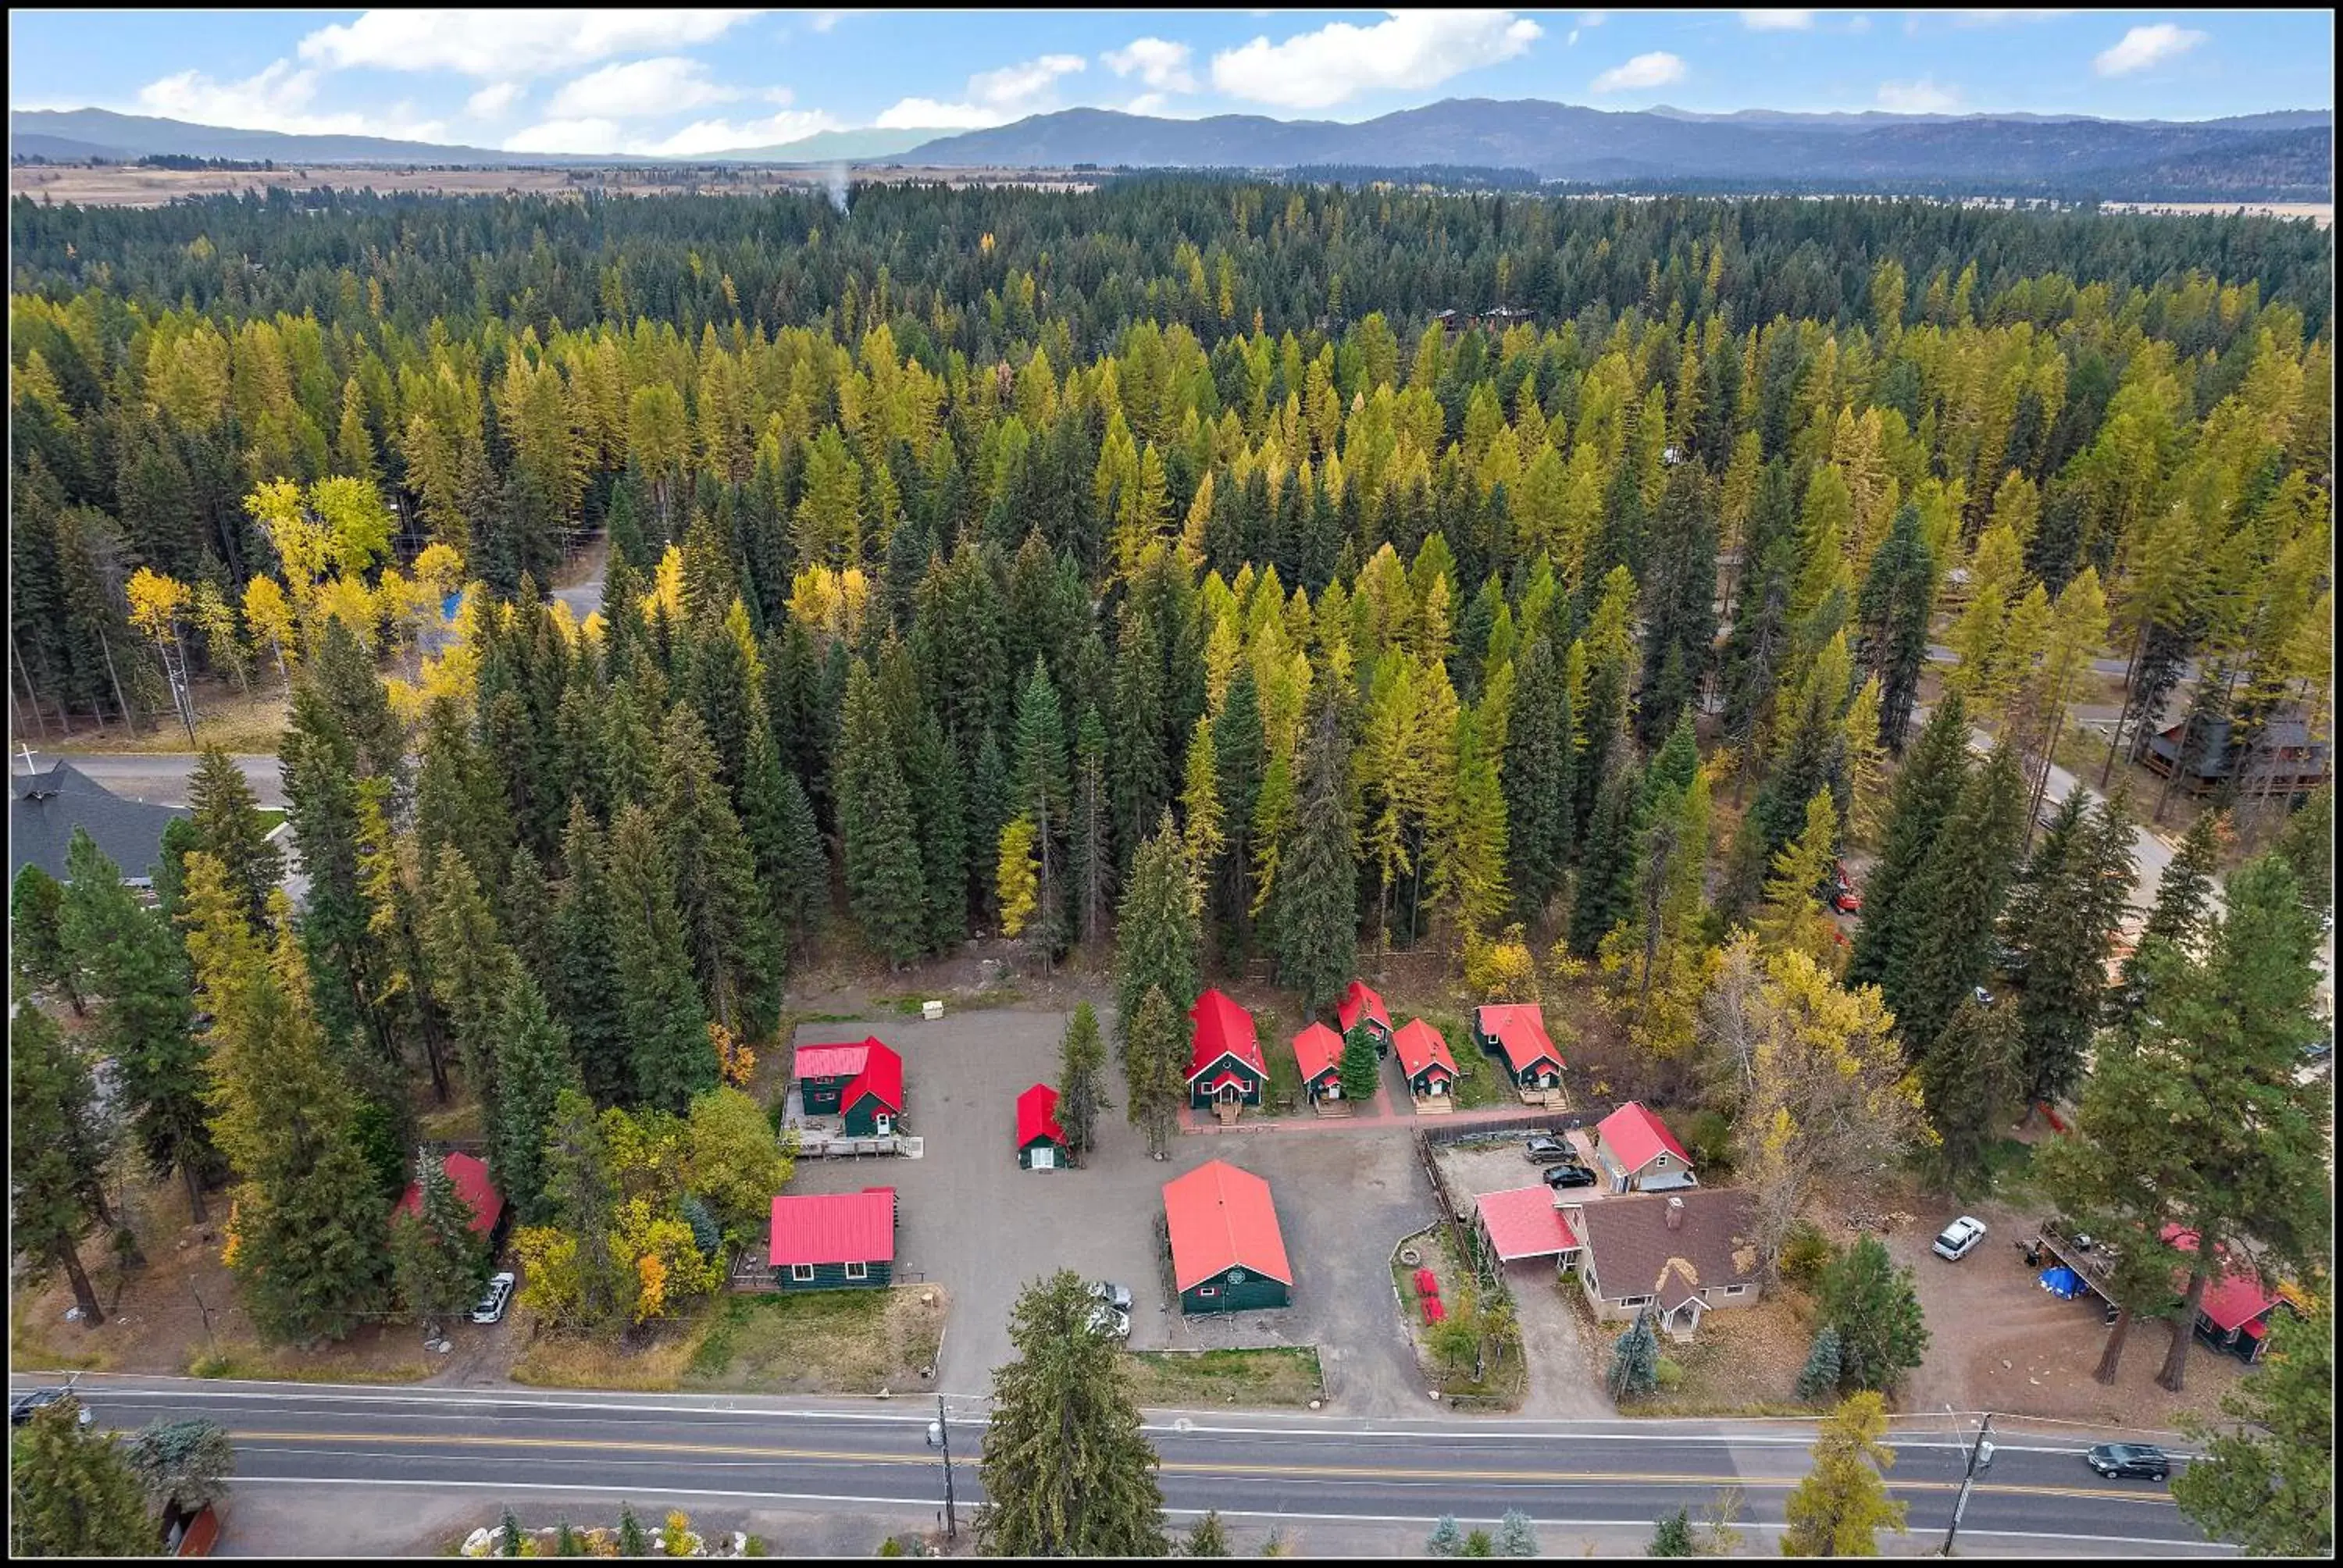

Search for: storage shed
xmin=1016 ymin=1082 xmax=1071 ymax=1170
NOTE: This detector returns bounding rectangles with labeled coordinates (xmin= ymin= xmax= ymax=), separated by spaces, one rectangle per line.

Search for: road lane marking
xmin=223 ymin=1430 xmax=2178 ymax=1505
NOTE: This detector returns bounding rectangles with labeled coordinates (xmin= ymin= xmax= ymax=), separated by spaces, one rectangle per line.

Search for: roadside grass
xmin=10 ymin=1295 xmax=113 ymax=1373
xmin=1121 ymin=1346 xmax=1325 ymax=1408
xmin=44 ymin=685 xmax=291 ymax=756
xmin=251 ymin=806 xmax=287 ymax=833
xmin=683 ymin=1285 xmax=947 ymax=1395
xmin=1261 ymin=1028 xmax=1308 ymax=1115
xmin=186 ymin=1343 xmax=429 ymax=1383
xmin=508 ymin=1316 xmax=717 ymax=1393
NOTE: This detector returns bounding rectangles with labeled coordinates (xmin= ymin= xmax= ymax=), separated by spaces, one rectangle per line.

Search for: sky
xmin=9 ymin=9 xmax=2334 ymax=155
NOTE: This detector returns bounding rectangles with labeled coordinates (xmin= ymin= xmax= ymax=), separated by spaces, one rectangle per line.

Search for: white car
xmin=1084 ymin=1303 xmax=1132 ymax=1340
xmin=471 ymin=1270 xmax=517 ymax=1324
xmin=1086 ymin=1280 xmax=1134 ymax=1314
xmin=1931 ymin=1216 xmax=1988 ymax=1261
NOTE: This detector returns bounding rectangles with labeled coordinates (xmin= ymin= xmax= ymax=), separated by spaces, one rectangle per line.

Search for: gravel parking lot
xmin=781 ymin=1010 xmax=1439 ymax=1415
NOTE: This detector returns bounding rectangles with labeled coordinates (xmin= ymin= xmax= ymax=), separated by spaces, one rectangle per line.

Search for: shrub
xmin=1653 ymin=1356 xmax=1684 ymax=1392
xmin=1796 ymin=1325 xmax=1844 ymax=1401
xmin=877 ymin=1537 xmax=904 ymax=1558
xmin=1780 ymin=1221 xmax=1836 ymax=1288
xmin=1681 ymin=1108 xmax=1734 ymax=1172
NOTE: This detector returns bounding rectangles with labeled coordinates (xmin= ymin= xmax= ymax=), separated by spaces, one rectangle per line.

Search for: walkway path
xmin=1179 ymin=1051 xmax=1561 ymax=1138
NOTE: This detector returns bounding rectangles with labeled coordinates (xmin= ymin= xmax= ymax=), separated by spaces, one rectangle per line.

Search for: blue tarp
xmin=2038 ymin=1265 xmax=2088 ymax=1299
xmin=440 ymin=591 xmax=464 ymax=623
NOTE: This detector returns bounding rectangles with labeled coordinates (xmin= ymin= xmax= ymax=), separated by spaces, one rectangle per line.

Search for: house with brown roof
xmin=1564 ymin=1189 xmax=1760 ymax=1338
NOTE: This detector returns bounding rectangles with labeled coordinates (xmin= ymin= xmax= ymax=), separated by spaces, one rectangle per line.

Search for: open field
xmin=10 ymin=162 xmax=1100 ymax=208
xmin=1121 ymin=1346 xmax=1325 ymax=1408
xmin=684 ymin=1286 xmax=948 ymax=1396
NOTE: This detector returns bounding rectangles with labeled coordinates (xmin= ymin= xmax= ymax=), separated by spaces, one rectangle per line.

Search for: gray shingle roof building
xmin=10 ymin=761 xmax=191 ymax=888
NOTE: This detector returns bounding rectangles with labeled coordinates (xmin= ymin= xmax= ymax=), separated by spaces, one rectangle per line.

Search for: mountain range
xmin=12 ymin=99 xmax=2333 ymax=200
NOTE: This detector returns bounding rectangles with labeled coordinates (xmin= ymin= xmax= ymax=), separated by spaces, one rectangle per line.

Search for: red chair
xmin=1414 ymin=1268 xmax=1439 ymax=1298
xmin=1423 ymin=1296 xmax=1446 ymax=1324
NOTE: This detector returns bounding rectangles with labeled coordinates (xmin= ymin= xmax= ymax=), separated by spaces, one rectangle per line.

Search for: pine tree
xmin=11 ymin=864 xmax=84 ymax=1014
xmin=1115 ymin=814 xmax=1200 ymax=1056
xmin=1754 ymin=788 xmax=1842 ymax=966
xmin=417 ymin=845 xmax=518 ymax=1114
xmin=974 ymin=1270 xmax=1168 ymax=1556
xmin=7 ymin=1396 xmax=155 ymax=1558
xmin=1011 ymin=657 xmax=1072 ymax=958
xmin=492 ymin=971 xmax=583 ymax=1227
xmin=618 ymin=1502 xmax=649 ymax=1557
xmin=997 ymin=814 xmax=1040 ymax=940
xmin=2000 ymin=793 xmax=2135 ymax=1107
xmin=1817 ymin=1235 xmax=1930 ymax=1394
xmin=2120 ymin=808 xmax=2222 ymax=1012
xmin=1183 ymin=1510 xmax=1231 ymax=1556
xmin=9 ymin=1005 xmax=109 ymax=1324
xmin=658 ymin=703 xmax=781 ymax=1037
xmin=834 ymin=661 xmax=929 ymax=968
xmin=1648 ymin=1509 xmax=1696 ymax=1557
xmin=1271 ymin=694 xmax=1359 ymax=1013
xmin=1781 ymin=1393 xmax=1907 ymax=1557
xmin=550 ymin=800 xmax=628 ymax=1105
xmin=1609 ymin=1307 xmax=1660 ymax=1399
xmin=1882 ymin=744 xmax=2027 ymax=1066
xmin=1072 ymin=704 xmax=1114 ymax=947
xmin=1920 ymin=997 xmax=2021 ymax=1193
xmin=1853 ymin=501 xmax=1935 ymax=752
xmin=1057 ymin=1001 xmax=1110 ymax=1163
xmin=1496 ymin=1510 xmax=1538 ymax=1558
xmin=1212 ymin=667 xmax=1267 ymax=944
xmin=1339 ymin=1029 xmax=1380 ymax=1103
xmin=125 ymin=1416 xmax=236 ymax=1515
xmin=2170 ymin=1294 xmax=2333 ymax=1558
xmin=1796 ymin=1324 xmax=1845 ymax=1401
xmin=187 ymin=744 xmax=282 ymax=931
xmin=602 ymin=804 xmax=714 ymax=1114
xmin=1567 ymin=759 xmax=1642 ymax=959
xmin=1426 ymin=1516 xmax=1466 ymax=1557
xmin=1500 ymin=635 xmax=1574 ymax=925
xmin=1126 ymin=984 xmax=1188 ymax=1160
xmin=390 ymin=1146 xmax=490 ymax=1325
xmin=1847 ymin=696 xmax=1971 ymax=989
xmin=738 ymin=711 xmax=825 ymax=949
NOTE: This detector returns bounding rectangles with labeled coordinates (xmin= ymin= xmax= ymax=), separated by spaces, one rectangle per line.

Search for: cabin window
xmin=1196 ymin=1286 xmax=1217 ymax=1298
xmin=1619 ymin=1294 xmax=1653 ymax=1307
xmin=1722 ymin=1285 xmax=1746 ymax=1296
xmin=1654 ymin=1154 xmax=1670 ymax=1167
xmin=845 ymin=1261 xmax=868 ymax=1281
xmin=790 ymin=1264 xmax=815 ymax=1281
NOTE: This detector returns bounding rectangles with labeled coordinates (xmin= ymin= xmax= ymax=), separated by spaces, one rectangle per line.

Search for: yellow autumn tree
xmin=996 ymin=813 xmax=1040 ymax=938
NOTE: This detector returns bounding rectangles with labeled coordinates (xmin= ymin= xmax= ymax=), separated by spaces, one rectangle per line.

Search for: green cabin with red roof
xmin=1163 ymin=1159 xmax=1292 ymax=1314
xmin=1289 ymin=1021 xmax=1346 ymax=1106
xmin=1394 ymin=1017 xmax=1460 ymax=1101
xmin=1016 ymin=1082 xmax=1071 ymax=1170
xmin=767 ymin=1187 xmax=897 ymax=1292
xmin=1472 ymin=1003 xmax=1566 ymax=1091
xmin=1186 ymin=989 xmax=1266 ymax=1110
xmin=1337 ymin=979 xmax=1395 ymax=1059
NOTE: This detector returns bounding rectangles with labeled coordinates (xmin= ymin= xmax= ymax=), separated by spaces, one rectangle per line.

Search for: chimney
xmin=1665 ymin=1196 xmax=1685 ymax=1231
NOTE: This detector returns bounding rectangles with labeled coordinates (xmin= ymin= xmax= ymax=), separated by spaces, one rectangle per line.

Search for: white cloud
xmin=503 ymin=117 xmax=626 ymax=154
xmin=1589 ymin=51 xmax=1686 ymax=93
xmin=643 ymin=109 xmax=842 ymax=155
xmin=298 ymin=9 xmax=761 ymax=79
xmin=465 ymin=82 xmax=524 ymax=119
xmin=1210 ymin=11 xmax=1542 ymax=112
xmin=807 ymin=9 xmax=858 ymax=31
xmin=2093 ymin=23 xmax=2206 ymax=77
xmin=546 ymin=57 xmax=742 ymax=119
xmin=1740 ymin=11 xmax=1814 ymax=30
xmin=1104 ymin=37 xmax=1198 ymax=94
xmin=136 ymin=59 xmax=446 ymax=141
xmin=874 ymin=52 xmax=1086 ymax=130
xmin=1124 ymin=93 xmax=1169 ymax=117
xmin=1579 ymin=11 xmax=1608 ymax=25
xmin=1877 ymin=77 xmax=1961 ymax=113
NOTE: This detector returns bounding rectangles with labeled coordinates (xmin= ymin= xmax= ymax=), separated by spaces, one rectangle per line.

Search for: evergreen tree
xmin=1636 ymin=463 xmax=1717 ymax=746
xmin=416 ymin=846 xmax=518 ymax=1114
xmin=1270 ymin=693 xmax=1358 ymax=1014
xmin=1817 ymin=1235 xmax=1930 ymax=1394
xmin=1796 ymin=1324 xmax=1845 ymax=1401
xmin=1426 ymin=1516 xmax=1466 ymax=1558
xmin=1847 ymin=696 xmax=1971 ymax=990
xmin=974 ymin=1270 xmax=1168 ymax=1557
xmin=187 ymin=744 xmax=282 ymax=931
xmin=618 ymin=1502 xmax=648 ymax=1557
xmin=2000 ymin=793 xmax=2135 ymax=1107
xmin=7 ymin=1396 xmax=155 ymax=1558
xmin=2119 ymin=807 xmax=2222 ymax=1012
xmin=1183 ymin=1511 xmax=1232 ymax=1557
xmin=11 ymin=864 xmax=84 ymax=1014
xmin=2170 ymin=1294 xmax=2333 ymax=1559
xmin=1648 ymin=1509 xmax=1696 ymax=1557
xmin=1114 ymin=814 xmax=1200 ymax=1056
xmin=9 ymin=1004 xmax=109 ymax=1324
xmin=1920 ymin=997 xmax=2021 ymax=1193
xmin=1057 ymin=1001 xmax=1110 ymax=1163
xmin=1881 ymin=744 xmax=2027 ymax=1067
xmin=602 ymin=805 xmax=714 ymax=1114
xmin=1072 ymin=703 xmax=1114 ymax=947
xmin=492 ymin=971 xmax=583 ymax=1227
xmin=1853 ymin=501 xmax=1934 ymax=752
xmin=550 ymin=800 xmax=628 ymax=1105
xmin=658 ymin=704 xmax=781 ymax=1038
xmin=1339 ymin=1029 xmax=1380 ymax=1103
xmin=1126 ymin=984 xmax=1188 ymax=1160
xmin=834 ymin=661 xmax=929 ymax=968
xmin=740 ymin=714 xmax=826 ymax=947
xmin=1567 ymin=759 xmax=1642 ymax=959
xmin=1211 ymin=666 xmax=1268 ymax=945
xmin=389 ymin=1146 xmax=490 ymax=1324
xmin=1496 ymin=1510 xmax=1538 ymax=1557
xmin=1500 ymin=634 xmax=1574 ymax=925
xmin=1609 ymin=1307 xmax=1661 ymax=1399
xmin=1781 ymin=1393 xmax=1907 ymax=1557
xmin=2269 ymin=782 xmax=2331 ymax=925
xmin=1010 ymin=657 xmax=1073 ymax=957
xmin=125 ymin=1416 xmax=236 ymax=1515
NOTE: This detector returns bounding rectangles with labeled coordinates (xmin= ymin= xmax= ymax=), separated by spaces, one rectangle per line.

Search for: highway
xmin=14 ymin=1374 xmax=2227 ymax=1555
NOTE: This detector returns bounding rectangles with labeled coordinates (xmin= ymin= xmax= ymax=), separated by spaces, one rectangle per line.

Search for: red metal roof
xmin=1290 ymin=1021 xmax=1343 ymax=1084
xmin=1337 ymin=979 xmax=1392 ymax=1036
xmin=1162 ymin=1159 xmax=1291 ymax=1290
xmin=1596 ymin=1102 xmax=1690 ymax=1173
xmin=394 ymin=1151 xmax=504 ymax=1238
xmin=843 ymin=1039 xmax=904 ymax=1114
xmin=769 ymin=1188 xmax=897 ymax=1266
xmin=2161 ymin=1225 xmax=2281 ymax=1333
xmin=794 ymin=1038 xmax=876 ymax=1081
xmin=1475 ymin=1186 xmax=1580 ymax=1260
xmin=1477 ymin=1003 xmax=1564 ymax=1075
xmin=1186 ymin=988 xmax=1266 ymax=1082
xmin=1394 ymin=1017 xmax=1458 ymax=1082
xmin=1015 ymin=1082 xmax=1066 ymax=1148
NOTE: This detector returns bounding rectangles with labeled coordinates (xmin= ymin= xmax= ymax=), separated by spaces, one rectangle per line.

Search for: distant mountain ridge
xmin=11 ymin=99 xmax=2332 ymax=201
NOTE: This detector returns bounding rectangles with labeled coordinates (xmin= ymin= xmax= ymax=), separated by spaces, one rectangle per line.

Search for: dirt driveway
xmin=780 ymin=1010 xmax=1439 ymax=1416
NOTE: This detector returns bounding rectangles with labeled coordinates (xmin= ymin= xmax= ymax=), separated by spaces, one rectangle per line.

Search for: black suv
xmin=2085 ymin=1443 xmax=2170 ymax=1482
xmin=1542 ymin=1162 xmax=1597 ymax=1189
xmin=1524 ymin=1136 xmax=1575 ymax=1165
xmin=9 ymin=1388 xmax=91 ymax=1428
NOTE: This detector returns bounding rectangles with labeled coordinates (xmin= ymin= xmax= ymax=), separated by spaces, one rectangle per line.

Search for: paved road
xmin=20 ymin=749 xmax=282 ymax=808
xmin=16 ymin=1374 xmax=2226 ymax=1555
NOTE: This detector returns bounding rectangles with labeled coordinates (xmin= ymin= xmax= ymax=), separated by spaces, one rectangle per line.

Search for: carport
xmin=1473 ymin=1186 xmax=1582 ymax=1275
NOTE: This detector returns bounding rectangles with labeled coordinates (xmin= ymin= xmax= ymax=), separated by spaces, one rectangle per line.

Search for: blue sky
xmin=9 ymin=9 xmax=2332 ymax=154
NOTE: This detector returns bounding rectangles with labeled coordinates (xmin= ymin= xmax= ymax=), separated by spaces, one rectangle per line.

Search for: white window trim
xmin=1617 ymin=1294 xmax=1654 ymax=1308
xmin=1196 ymin=1285 xmax=1218 ymax=1298
xmin=790 ymin=1263 xmax=815 ymax=1282
xmin=844 ymin=1261 xmax=868 ymax=1281
xmin=1721 ymin=1284 xmax=1747 ymax=1296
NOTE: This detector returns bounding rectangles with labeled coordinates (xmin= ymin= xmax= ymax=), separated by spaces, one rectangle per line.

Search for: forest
xmin=8 ymin=181 xmax=2332 ymax=1370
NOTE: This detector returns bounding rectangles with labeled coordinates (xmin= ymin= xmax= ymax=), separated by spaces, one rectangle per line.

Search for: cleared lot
xmin=781 ymin=1010 xmax=1438 ymax=1414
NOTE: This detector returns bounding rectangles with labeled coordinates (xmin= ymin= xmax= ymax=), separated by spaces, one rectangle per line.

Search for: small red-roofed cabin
xmin=1186 ymin=989 xmax=1265 ymax=1110
xmin=1592 ymin=1102 xmax=1696 ymax=1193
xmin=769 ymin=1188 xmax=896 ymax=1291
xmin=1475 ymin=1186 xmax=1582 ymax=1276
xmin=1337 ymin=979 xmax=1395 ymax=1058
xmin=1472 ymin=1003 xmax=1565 ymax=1092
xmin=795 ymin=1037 xmax=879 ymax=1117
xmin=1393 ymin=1018 xmax=1459 ymax=1103
xmin=1016 ymin=1082 xmax=1070 ymax=1170
xmin=1162 ymin=1159 xmax=1291 ymax=1313
xmin=1290 ymin=1022 xmax=1346 ymax=1106
xmin=2162 ymin=1224 xmax=2293 ymax=1362
xmin=394 ymin=1151 xmax=506 ymax=1249
xmin=840 ymin=1040 xmax=904 ymax=1136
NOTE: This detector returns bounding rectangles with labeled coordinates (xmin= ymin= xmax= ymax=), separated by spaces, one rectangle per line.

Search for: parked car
xmin=1828 ymin=859 xmax=1862 ymax=913
xmin=2086 ymin=1443 xmax=2170 ymax=1482
xmin=1086 ymin=1279 xmax=1134 ymax=1314
xmin=1932 ymin=1216 xmax=1988 ymax=1261
xmin=1973 ymin=985 xmax=1996 ymax=1007
xmin=1084 ymin=1304 xmax=1132 ymax=1340
xmin=1542 ymin=1162 xmax=1598 ymax=1189
xmin=470 ymin=1270 xmax=517 ymax=1325
xmin=1524 ymin=1136 xmax=1576 ymax=1165
xmin=9 ymin=1388 xmax=91 ymax=1427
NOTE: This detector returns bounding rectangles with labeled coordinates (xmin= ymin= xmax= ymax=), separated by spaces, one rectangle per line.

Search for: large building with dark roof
xmin=10 ymin=760 xmax=191 ymax=890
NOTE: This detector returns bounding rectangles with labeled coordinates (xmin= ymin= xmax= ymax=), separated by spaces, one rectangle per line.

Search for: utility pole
xmin=1941 ymin=1408 xmax=1993 ymax=1556
xmin=926 ymin=1393 xmax=958 ymax=1543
